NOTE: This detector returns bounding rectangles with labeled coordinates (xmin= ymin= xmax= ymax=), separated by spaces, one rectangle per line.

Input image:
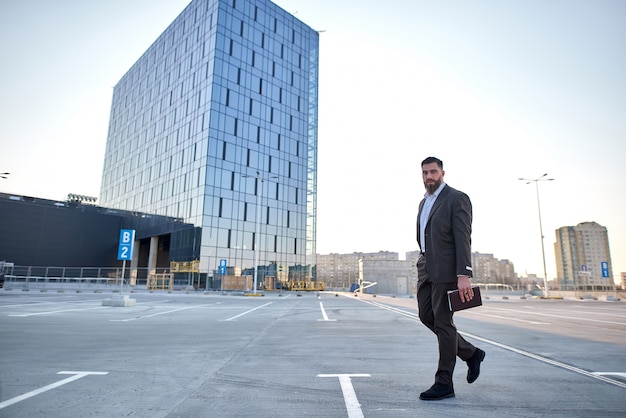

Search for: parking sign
xmin=117 ymin=229 xmax=135 ymax=261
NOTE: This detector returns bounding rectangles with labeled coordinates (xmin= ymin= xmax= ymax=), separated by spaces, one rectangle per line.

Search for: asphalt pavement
xmin=0 ymin=289 xmax=625 ymax=417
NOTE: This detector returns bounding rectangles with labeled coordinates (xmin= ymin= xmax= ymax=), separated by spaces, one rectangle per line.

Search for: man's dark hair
xmin=421 ymin=156 xmax=443 ymax=169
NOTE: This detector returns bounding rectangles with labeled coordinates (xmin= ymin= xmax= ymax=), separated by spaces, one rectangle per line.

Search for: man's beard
xmin=424 ymin=177 xmax=442 ymax=194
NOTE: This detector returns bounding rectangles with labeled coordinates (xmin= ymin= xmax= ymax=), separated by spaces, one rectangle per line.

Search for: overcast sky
xmin=1 ymin=0 xmax=624 ymax=283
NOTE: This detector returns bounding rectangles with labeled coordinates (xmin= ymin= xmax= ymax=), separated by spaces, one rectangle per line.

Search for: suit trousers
xmin=417 ymin=255 xmax=476 ymax=385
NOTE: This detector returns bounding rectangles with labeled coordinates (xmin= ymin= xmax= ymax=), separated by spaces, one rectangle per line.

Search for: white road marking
xmin=461 ymin=331 xmax=626 ymax=389
xmin=357 ymin=297 xmax=626 ymax=389
xmin=539 ymin=305 xmax=626 ymax=318
xmin=109 ymin=305 xmax=204 ymax=321
xmin=488 ymin=307 xmax=626 ymax=326
xmin=0 ymin=299 xmax=104 ymax=308
xmin=222 ymin=302 xmax=273 ymax=321
xmin=318 ymin=374 xmax=370 ymax=418
xmin=318 ymin=302 xmax=336 ymax=321
xmin=361 ymin=300 xmax=419 ymax=320
xmin=9 ymin=306 xmax=107 ymax=317
xmin=468 ymin=311 xmax=549 ymax=325
xmin=592 ymin=372 xmax=626 ymax=378
xmin=0 ymin=371 xmax=108 ymax=410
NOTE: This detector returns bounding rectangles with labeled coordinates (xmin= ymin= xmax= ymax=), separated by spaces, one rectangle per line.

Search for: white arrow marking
xmin=0 ymin=371 xmax=108 ymax=410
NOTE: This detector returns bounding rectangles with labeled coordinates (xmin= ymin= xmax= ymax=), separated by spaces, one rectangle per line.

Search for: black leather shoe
xmin=419 ymin=383 xmax=455 ymax=401
xmin=466 ymin=348 xmax=486 ymax=383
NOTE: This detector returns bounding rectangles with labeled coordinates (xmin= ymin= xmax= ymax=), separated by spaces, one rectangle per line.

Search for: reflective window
xmin=101 ymin=0 xmax=318 ymax=282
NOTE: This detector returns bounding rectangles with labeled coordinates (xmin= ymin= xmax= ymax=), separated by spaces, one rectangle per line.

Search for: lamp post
xmin=518 ymin=174 xmax=554 ymax=298
xmin=0 ymin=172 xmax=9 ymax=179
xmin=244 ymin=171 xmax=277 ymax=294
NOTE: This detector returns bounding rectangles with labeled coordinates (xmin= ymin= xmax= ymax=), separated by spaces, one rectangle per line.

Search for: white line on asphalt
xmin=222 ymin=302 xmax=273 ymax=321
xmin=318 ymin=302 xmax=336 ymax=321
xmin=0 ymin=298 xmax=104 ymax=308
xmin=542 ymin=307 xmax=626 ymax=318
xmin=9 ymin=306 xmax=108 ymax=317
xmin=0 ymin=371 xmax=108 ymax=410
xmin=460 ymin=331 xmax=626 ymax=389
xmin=592 ymin=372 xmax=626 ymax=378
xmin=318 ymin=374 xmax=370 ymax=418
xmin=356 ymin=297 xmax=626 ymax=390
xmin=485 ymin=308 xmax=626 ymax=326
xmin=109 ymin=305 xmax=204 ymax=321
xmin=468 ymin=311 xmax=549 ymax=325
xmin=360 ymin=300 xmax=419 ymax=320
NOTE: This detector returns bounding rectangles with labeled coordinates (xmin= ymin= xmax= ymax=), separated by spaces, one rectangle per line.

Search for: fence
xmin=1 ymin=265 xmax=193 ymax=292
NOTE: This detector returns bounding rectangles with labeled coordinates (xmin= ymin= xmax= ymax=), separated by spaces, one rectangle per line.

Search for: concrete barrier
xmin=102 ymin=295 xmax=136 ymax=307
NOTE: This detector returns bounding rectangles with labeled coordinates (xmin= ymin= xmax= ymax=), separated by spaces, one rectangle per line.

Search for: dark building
xmin=0 ymin=192 xmax=196 ymax=271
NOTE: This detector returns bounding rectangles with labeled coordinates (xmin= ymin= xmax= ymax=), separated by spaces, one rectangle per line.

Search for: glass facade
xmin=100 ymin=0 xmax=318 ymax=284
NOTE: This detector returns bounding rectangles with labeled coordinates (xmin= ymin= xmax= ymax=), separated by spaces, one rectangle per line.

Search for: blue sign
xmin=601 ymin=261 xmax=609 ymax=278
xmin=219 ymin=259 xmax=227 ymax=275
xmin=117 ymin=229 xmax=135 ymax=261
xmin=581 ymin=264 xmax=587 ymax=272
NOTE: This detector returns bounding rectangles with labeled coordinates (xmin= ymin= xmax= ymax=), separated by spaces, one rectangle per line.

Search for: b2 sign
xmin=117 ymin=229 xmax=136 ymax=261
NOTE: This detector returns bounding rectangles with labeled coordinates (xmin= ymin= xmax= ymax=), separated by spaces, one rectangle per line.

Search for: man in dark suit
xmin=416 ymin=156 xmax=485 ymax=401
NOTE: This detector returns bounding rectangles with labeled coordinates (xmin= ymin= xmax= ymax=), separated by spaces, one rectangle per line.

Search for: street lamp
xmin=519 ymin=174 xmax=555 ymax=298
xmin=0 ymin=172 xmax=9 ymax=179
xmin=243 ymin=171 xmax=277 ymax=294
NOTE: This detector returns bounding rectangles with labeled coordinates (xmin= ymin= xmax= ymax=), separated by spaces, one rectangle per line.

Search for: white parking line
xmin=318 ymin=302 xmax=336 ymax=321
xmin=358 ymin=297 xmax=626 ymax=390
xmin=461 ymin=331 xmax=626 ymax=389
xmin=592 ymin=372 xmax=626 ymax=378
xmin=222 ymin=302 xmax=273 ymax=321
xmin=9 ymin=306 xmax=108 ymax=317
xmin=489 ymin=307 xmax=626 ymax=325
xmin=109 ymin=305 xmax=204 ymax=321
xmin=360 ymin=300 xmax=419 ymax=320
xmin=468 ymin=311 xmax=549 ymax=325
xmin=0 ymin=371 xmax=108 ymax=410
xmin=0 ymin=298 xmax=104 ymax=308
xmin=318 ymin=374 xmax=370 ymax=418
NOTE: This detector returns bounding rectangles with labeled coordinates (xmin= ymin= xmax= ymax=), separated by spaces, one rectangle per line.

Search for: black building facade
xmin=0 ymin=192 xmax=196 ymax=269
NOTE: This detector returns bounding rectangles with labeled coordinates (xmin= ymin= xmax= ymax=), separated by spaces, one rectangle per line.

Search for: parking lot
xmin=1 ymin=289 xmax=625 ymax=417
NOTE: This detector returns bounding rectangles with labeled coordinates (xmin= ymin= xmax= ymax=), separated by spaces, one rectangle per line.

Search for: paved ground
xmin=0 ymin=289 xmax=625 ymax=417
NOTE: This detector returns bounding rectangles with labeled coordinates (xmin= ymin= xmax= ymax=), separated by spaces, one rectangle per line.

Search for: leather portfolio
xmin=447 ymin=286 xmax=482 ymax=312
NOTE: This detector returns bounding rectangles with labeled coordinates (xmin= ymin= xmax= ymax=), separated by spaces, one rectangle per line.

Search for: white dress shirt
xmin=419 ymin=182 xmax=446 ymax=251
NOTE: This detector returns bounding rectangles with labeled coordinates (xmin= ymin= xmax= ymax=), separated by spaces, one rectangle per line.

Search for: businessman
xmin=416 ymin=156 xmax=485 ymax=401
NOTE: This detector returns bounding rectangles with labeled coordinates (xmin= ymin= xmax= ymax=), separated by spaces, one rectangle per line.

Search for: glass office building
xmin=100 ymin=0 xmax=318 ymax=286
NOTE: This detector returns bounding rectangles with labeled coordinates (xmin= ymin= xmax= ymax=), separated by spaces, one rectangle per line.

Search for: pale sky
xmin=1 ymin=0 xmax=625 ymax=283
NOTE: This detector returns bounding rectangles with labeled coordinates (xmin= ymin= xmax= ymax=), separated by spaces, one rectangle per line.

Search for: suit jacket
xmin=417 ymin=184 xmax=473 ymax=283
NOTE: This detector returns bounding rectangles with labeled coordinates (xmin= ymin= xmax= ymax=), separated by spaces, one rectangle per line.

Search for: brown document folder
xmin=447 ymin=286 xmax=482 ymax=312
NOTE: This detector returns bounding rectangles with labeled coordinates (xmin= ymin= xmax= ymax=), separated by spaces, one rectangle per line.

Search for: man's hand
xmin=458 ymin=275 xmax=473 ymax=302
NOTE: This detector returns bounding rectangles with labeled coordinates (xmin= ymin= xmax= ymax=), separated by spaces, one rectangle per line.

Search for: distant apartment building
xmin=554 ymin=221 xmax=613 ymax=288
xmin=406 ymin=250 xmax=420 ymax=284
xmin=359 ymin=258 xmax=414 ymax=295
xmin=99 ymin=0 xmax=319 ymax=283
xmin=410 ymin=250 xmax=517 ymax=287
xmin=318 ymin=250 xmax=523 ymax=295
xmin=316 ymin=251 xmax=401 ymax=289
xmin=471 ymin=252 xmax=517 ymax=286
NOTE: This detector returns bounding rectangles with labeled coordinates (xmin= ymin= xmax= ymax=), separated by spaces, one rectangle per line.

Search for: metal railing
xmin=1 ymin=266 xmax=190 ymax=292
